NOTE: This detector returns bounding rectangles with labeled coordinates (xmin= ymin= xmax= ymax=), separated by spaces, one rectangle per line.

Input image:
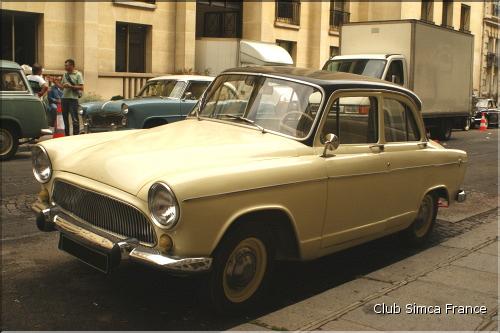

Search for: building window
xmin=420 ymin=0 xmax=434 ymax=23
xmin=275 ymin=0 xmax=301 ymax=26
xmin=441 ymin=0 xmax=454 ymax=28
xmin=492 ymin=1 xmax=499 ymax=17
xmin=196 ymin=0 xmax=242 ymax=38
xmin=276 ymin=39 xmax=297 ymax=64
xmin=115 ymin=22 xmax=150 ymax=73
xmin=460 ymin=4 xmax=470 ymax=32
xmin=329 ymin=1 xmax=350 ymax=31
xmin=330 ymin=46 xmax=340 ymax=57
xmin=0 ymin=10 xmax=39 ymax=66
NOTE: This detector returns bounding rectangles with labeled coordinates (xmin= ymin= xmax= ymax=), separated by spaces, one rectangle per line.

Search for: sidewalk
xmin=231 ymin=210 xmax=498 ymax=331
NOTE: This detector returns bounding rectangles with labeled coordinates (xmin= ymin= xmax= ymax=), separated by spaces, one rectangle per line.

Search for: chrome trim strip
xmin=183 ymin=177 xmax=326 ymax=202
xmin=192 ymin=71 xmax=326 ymax=143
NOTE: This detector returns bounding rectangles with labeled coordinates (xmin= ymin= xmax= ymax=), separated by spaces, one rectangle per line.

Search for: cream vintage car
xmin=32 ymin=66 xmax=467 ymax=313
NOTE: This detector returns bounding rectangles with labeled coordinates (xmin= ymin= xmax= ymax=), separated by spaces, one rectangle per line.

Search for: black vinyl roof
xmin=222 ymin=66 xmax=422 ymax=110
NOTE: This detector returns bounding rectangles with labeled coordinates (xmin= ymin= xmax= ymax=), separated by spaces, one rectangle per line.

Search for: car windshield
xmin=138 ymin=80 xmax=186 ymax=98
xmin=323 ymin=59 xmax=387 ymax=79
xmin=193 ymin=74 xmax=322 ymax=139
xmin=475 ymin=100 xmax=489 ymax=108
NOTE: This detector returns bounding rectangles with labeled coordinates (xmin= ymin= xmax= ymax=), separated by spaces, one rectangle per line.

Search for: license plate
xmin=59 ymin=234 xmax=110 ymax=273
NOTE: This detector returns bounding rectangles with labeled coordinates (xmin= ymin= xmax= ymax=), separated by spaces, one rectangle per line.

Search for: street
xmin=1 ymin=128 xmax=498 ymax=330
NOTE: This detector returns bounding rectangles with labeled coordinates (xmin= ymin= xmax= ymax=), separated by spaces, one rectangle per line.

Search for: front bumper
xmin=32 ymin=201 xmax=212 ymax=274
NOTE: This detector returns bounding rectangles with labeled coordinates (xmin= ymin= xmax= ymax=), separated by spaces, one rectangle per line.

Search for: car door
xmin=381 ymin=93 xmax=430 ymax=225
xmin=318 ymin=92 xmax=392 ymax=248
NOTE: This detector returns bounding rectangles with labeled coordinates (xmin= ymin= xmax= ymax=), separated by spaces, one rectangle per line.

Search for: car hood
xmin=56 ymin=119 xmax=307 ymax=196
xmin=83 ymin=97 xmax=176 ymax=115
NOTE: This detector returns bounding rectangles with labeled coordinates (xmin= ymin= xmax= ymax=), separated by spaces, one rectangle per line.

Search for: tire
xmin=204 ymin=222 xmax=275 ymax=315
xmin=462 ymin=117 xmax=471 ymax=131
xmin=400 ymin=193 xmax=438 ymax=247
xmin=0 ymin=126 xmax=19 ymax=161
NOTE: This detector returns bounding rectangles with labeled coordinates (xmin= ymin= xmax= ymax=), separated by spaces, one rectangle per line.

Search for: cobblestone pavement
xmin=1 ymin=128 xmax=498 ymax=330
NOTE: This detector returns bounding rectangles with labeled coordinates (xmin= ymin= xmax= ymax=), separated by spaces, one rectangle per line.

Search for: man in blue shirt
xmin=46 ymin=76 xmax=63 ymax=128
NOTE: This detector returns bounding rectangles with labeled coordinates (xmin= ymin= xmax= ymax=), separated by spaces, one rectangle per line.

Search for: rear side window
xmin=184 ymin=81 xmax=211 ymax=100
xmin=322 ymin=96 xmax=378 ymax=144
xmin=1 ymin=70 xmax=27 ymax=92
xmin=384 ymin=98 xmax=420 ymax=142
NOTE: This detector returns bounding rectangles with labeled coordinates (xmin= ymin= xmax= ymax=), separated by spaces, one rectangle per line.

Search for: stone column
xmin=175 ymin=1 xmax=196 ymax=73
xmin=307 ymin=1 xmax=330 ymax=69
xmin=73 ymin=2 xmax=99 ymax=94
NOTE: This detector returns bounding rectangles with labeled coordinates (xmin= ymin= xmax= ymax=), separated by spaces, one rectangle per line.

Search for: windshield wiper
xmin=223 ymin=114 xmax=266 ymax=133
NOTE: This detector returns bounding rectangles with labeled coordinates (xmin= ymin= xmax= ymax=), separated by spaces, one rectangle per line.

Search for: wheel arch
xmin=423 ymin=185 xmax=449 ymax=202
xmin=142 ymin=117 xmax=169 ymax=129
xmin=0 ymin=117 xmax=22 ymax=137
xmin=213 ymin=206 xmax=302 ymax=261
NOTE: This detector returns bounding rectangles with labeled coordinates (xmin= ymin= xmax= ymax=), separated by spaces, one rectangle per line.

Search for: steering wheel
xmin=279 ymin=111 xmax=314 ymax=136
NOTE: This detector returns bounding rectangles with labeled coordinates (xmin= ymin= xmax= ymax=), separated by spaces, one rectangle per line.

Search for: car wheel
xmin=0 ymin=126 xmax=19 ymax=161
xmin=204 ymin=223 xmax=274 ymax=314
xmin=400 ymin=193 xmax=437 ymax=247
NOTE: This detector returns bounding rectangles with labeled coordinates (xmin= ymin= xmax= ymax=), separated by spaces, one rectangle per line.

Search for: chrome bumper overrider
xmin=455 ymin=189 xmax=467 ymax=203
xmin=32 ymin=202 xmax=212 ymax=273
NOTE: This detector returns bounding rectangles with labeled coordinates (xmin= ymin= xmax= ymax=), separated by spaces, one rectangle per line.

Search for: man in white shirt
xmin=27 ymin=63 xmax=48 ymax=98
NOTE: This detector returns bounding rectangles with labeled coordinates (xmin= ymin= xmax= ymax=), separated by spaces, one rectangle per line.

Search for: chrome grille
xmin=89 ymin=114 xmax=124 ymax=128
xmin=52 ymin=180 xmax=155 ymax=245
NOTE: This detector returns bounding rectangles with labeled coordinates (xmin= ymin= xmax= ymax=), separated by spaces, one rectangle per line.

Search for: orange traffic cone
xmin=53 ymin=101 xmax=65 ymax=138
xmin=479 ymin=112 xmax=488 ymax=132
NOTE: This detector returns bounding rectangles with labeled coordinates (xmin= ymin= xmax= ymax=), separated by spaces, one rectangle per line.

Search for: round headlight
xmin=78 ymin=108 xmax=84 ymax=115
xmin=32 ymin=145 xmax=52 ymax=183
xmin=148 ymin=182 xmax=179 ymax=229
xmin=122 ymin=103 xmax=129 ymax=115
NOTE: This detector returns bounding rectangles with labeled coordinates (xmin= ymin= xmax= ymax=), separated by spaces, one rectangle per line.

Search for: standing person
xmin=54 ymin=59 xmax=84 ymax=135
xmin=27 ymin=63 xmax=48 ymax=98
xmin=46 ymin=76 xmax=63 ymax=129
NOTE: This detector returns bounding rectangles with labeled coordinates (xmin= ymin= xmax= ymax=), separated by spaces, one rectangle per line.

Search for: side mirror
xmin=322 ymin=133 xmax=339 ymax=157
xmin=182 ymin=92 xmax=192 ymax=101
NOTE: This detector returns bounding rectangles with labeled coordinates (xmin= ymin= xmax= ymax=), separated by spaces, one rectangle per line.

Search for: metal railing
xmin=329 ymin=9 xmax=350 ymax=31
xmin=275 ymin=1 xmax=301 ymax=26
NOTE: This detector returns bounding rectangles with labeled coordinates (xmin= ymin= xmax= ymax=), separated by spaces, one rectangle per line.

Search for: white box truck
xmin=323 ymin=20 xmax=474 ymax=140
xmin=195 ymin=39 xmax=293 ymax=76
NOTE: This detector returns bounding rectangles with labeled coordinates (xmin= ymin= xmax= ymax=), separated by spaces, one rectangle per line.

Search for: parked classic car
xmin=0 ymin=60 xmax=51 ymax=160
xmin=471 ymin=98 xmax=499 ymax=128
xmin=32 ymin=66 xmax=467 ymax=313
xmin=80 ymin=75 xmax=213 ymax=132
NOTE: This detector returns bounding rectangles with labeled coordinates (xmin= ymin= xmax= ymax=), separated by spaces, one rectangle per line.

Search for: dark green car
xmin=80 ymin=75 xmax=213 ymax=132
xmin=1 ymin=60 xmax=50 ymax=160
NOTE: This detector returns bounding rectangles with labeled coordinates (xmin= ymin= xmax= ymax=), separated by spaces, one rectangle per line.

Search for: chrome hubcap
xmin=0 ymin=129 xmax=13 ymax=155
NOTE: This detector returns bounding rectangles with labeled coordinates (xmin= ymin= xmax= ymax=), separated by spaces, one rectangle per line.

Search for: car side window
xmin=385 ymin=60 xmax=404 ymax=86
xmin=321 ymin=96 xmax=378 ymax=144
xmin=384 ymin=98 xmax=420 ymax=142
xmin=1 ymin=70 xmax=27 ymax=92
xmin=184 ymin=81 xmax=210 ymax=100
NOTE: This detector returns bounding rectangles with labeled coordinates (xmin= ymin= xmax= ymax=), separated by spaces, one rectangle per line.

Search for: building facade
xmin=1 ymin=0 xmax=498 ymax=101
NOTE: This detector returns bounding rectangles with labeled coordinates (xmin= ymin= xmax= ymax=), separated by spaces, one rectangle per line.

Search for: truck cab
xmin=323 ymin=54 xmax=408 ymax=87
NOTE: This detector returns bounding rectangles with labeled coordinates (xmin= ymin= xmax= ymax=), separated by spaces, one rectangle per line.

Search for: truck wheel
xmin=0 ymin=126 xmax=19 ymax=161
xmin=204 ymin=223 xmax=274 ymax=314
xmin=400 ymin=193 xmax=437 ymax=247
xmin=462 ymin=117 xmax=471 ymax=131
